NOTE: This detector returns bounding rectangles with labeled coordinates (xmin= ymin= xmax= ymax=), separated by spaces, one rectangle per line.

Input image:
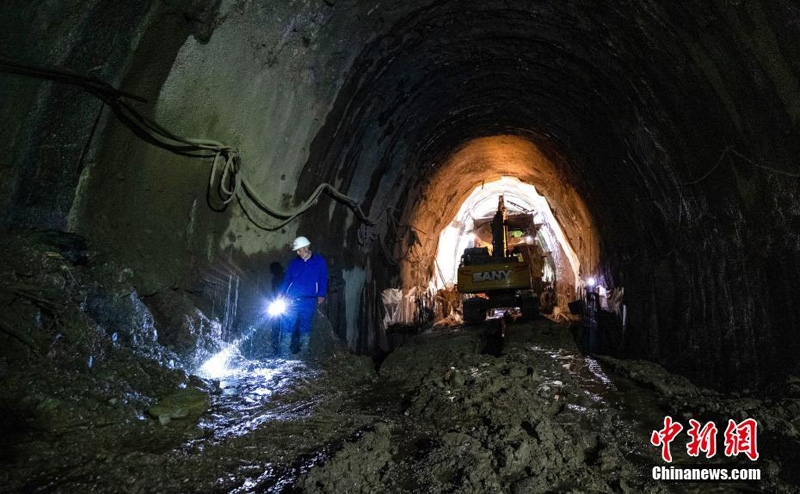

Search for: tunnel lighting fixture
xmin=267 ymin=297 xmax=288 ymax=317
xmin=586 ymin=277 xmax=596 ymax=287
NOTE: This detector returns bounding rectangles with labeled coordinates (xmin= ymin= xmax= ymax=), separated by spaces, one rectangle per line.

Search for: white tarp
xmin=382 ymin=287 xmax=419 ymax=327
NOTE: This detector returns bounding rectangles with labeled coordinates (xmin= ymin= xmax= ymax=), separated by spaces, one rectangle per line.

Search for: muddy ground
xmin=4 ymin=320 xmax=799 ymax=493
xmin=1 ymin=232 xmax=799 ymax=493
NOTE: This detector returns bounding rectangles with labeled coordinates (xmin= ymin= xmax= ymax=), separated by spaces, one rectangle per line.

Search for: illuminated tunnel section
xmin=400 ymin=135 xmax=598 ymax=308
xmin=434 ymin=176 xmax=581 ymax=307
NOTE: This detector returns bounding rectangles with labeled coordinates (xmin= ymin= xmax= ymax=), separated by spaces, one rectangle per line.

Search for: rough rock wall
xmin=72 ymin=0 xmax=419 ymax=348
xmin=0 ymin=0 xmax=155 ymax=229
xmin=290 ymin=0 xmax=800 ymax=387
xmin=3 ymin=0 xmax=800 ymax=388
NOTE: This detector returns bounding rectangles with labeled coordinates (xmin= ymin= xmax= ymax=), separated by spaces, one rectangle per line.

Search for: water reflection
xmin=196 ymin=358 xmax=319 ymax=442
xmin=528 ymin=344 xmax=614 ymax=405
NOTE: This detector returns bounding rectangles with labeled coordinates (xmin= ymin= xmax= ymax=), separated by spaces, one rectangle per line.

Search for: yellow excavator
xmin=457 ymin=195 xmax=545 ymax=324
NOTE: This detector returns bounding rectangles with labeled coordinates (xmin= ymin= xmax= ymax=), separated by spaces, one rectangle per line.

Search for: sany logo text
xmin=472 ymin=270 xmax=512 ymax=282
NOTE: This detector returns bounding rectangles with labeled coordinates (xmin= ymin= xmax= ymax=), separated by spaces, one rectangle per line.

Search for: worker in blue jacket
xmin=278 ymin=236 xmax=327 ymax=355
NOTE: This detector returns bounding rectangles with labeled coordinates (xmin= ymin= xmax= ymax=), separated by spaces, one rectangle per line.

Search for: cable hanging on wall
xmin=682 ymin=145 xmax=800 ymax=185
xmin=6 ymin=58 xmax=385 ymax=231
xmin=0 ymin=57 xmax=433 ymax=266
xmin=0 ymin=58 xmax=386 ymax=227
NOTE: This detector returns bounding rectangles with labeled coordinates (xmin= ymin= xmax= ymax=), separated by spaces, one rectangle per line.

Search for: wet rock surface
xmin=1 ymin=231 xmax=797 ymax=492
xmin=148 ymin=386 xmax=210 ymax=425
xmin=143 ymin=289 xmax=224 ymax=369
xmin=599 ymin=356 xmax=800 ymax=491
xmin=0 ymin=306 xmax=794 ymax=493
xmin=0 ymin=231 xmax=215 ymax=491
xmin=363 ymin=321 xmax=642 ymax=493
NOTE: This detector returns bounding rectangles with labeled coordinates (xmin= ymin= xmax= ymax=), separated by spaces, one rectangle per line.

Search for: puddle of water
xmin=193 ymin=357 xmax=320 ymax=443
xmin=228 ymin=448 xmax=334 ymax=494
xmin=527 ymin=344 xmax=615 ymax=404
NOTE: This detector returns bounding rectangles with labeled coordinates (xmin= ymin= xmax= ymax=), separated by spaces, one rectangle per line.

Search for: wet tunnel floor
xmin=3 ymin=319 xmax=791 ymax=493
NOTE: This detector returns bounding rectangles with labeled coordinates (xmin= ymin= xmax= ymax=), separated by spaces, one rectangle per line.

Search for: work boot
xmin=278 ymin=331 xmax=293 ymax=358
xmin=297 ymin=332 xmax=310 ymax=355
xmin=271 ymin=328 xmax=281 ymax=356
xmin=289 ymin=331 xmax=310 ymax=356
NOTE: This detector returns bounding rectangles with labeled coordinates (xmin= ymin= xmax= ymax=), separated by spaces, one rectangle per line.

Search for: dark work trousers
xmin=278 ymin=297 xmax=316 ymax=355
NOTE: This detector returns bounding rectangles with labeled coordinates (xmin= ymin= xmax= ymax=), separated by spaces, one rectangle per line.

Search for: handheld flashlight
xmin=267 ymin=297 xmax=288 ymax=317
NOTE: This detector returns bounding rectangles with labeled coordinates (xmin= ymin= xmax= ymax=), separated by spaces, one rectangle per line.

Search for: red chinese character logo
xmin=723 ymin=418 xmax=759 ymax=461
xmin=651 ymin=416 xmax=683 ymax=462
xmin=686 ymin=419 xmax=718 ymax=458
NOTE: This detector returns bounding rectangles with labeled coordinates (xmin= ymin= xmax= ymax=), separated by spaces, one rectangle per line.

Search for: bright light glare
xmin=267 ymin=297 xmax=287 ymax=317
xmin=195 ymin=323 xmax=296 ymax=380
xmin=198 ymin=345 xmax=237 ymax=379
xmin=586 ymin=277 xmax=596 ymax=287
xmin=525 ymin=235 xmax=534 ymax=244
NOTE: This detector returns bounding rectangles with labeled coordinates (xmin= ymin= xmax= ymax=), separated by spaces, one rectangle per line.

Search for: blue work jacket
xmin=281 ymin=253 xmax=328 ymax=298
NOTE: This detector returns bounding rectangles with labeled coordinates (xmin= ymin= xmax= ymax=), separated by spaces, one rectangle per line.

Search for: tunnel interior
xmin=2 ymin=0 xmax=800 ymax=491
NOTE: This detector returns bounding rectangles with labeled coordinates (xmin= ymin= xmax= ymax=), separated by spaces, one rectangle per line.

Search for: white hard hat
xmin=292 ymin=236 xmax=311 ymax=251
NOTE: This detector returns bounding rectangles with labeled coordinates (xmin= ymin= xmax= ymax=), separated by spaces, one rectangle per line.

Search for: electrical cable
xmin=0 ymin=57 xmax=436 ymax=268
xmin=682 ymin=145 xmax=800 ymax=185
xmin=727 ymin=147 xmax=800 ymax=178
xmin=0 ymin=57 xmax=382 ymax=231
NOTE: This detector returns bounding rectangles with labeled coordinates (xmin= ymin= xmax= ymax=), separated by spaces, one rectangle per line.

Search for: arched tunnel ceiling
xmin=297 ymin=0 xmax=789 ymax=273
xmin=3 ymin=0 xmax=799 ymax=389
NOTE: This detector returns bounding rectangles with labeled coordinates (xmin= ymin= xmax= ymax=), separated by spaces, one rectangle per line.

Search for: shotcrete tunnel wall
xmin=2 ymin=0 xmax=800 ymax=389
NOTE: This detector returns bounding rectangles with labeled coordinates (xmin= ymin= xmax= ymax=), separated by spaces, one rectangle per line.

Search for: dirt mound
xmin=299 ymin=323 xmax=646 ymax=492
